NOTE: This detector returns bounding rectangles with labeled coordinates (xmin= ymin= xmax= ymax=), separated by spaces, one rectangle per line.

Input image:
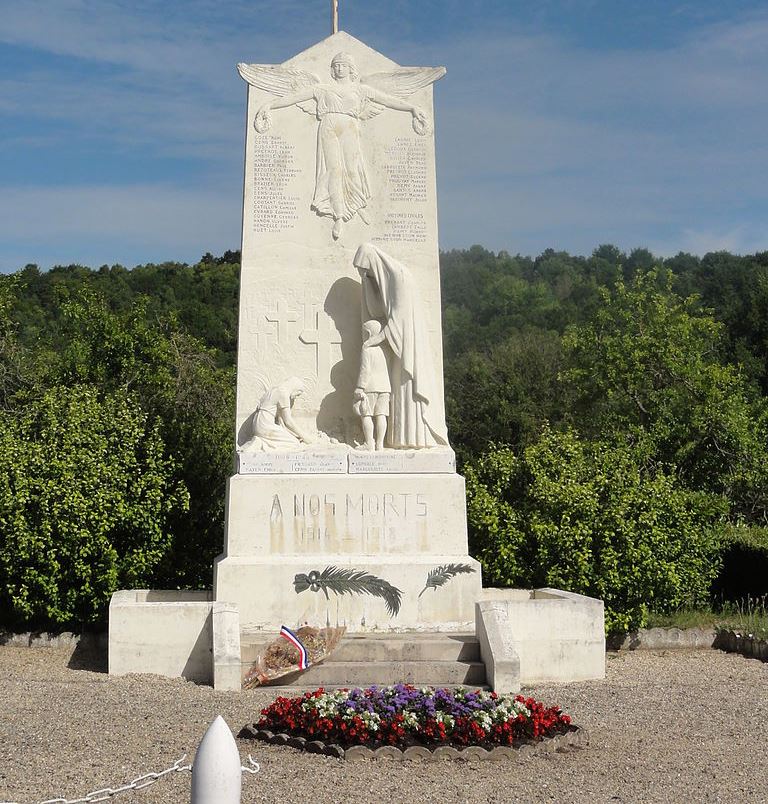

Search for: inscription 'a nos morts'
xmin=268 ymin=491 xmax=429 ymax=521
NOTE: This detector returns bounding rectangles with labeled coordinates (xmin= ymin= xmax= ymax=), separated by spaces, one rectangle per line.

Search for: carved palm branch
xmin=236 ymin=64 xmax=320 ymax=115
xmin=294 ymin=566 xmax=402 ymax=616
xmin=418 ymin=563 xmax=476 ymax=598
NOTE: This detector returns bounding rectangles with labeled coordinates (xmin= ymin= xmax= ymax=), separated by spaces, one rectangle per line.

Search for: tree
xmin=445 ymin=329 xmax=564 ymax=460
xmin=465 ymin=429 xmax=726 ymax=633
xmin=561 ymin=270 xmax=768 ymax=522
xmin=54 ymin=291 xmax=236 ymax=588
xmin=0 ymin=386 xmax=188 ymax=628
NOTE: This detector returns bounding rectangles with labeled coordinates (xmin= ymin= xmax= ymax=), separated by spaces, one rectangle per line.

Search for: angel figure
xmin=238 ymin=52 xmax=445 ymax=240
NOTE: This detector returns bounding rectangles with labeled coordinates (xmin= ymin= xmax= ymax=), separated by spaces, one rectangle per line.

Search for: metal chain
xmin=2 ymin=752 xmax=260 ymax=804
xmin=1 ymin=756 xmax=191 ymax=804
xmin=241 ymin=756 xmax=260 ymax=775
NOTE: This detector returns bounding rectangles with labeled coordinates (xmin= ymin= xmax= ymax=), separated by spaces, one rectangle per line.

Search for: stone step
xmin=240 ymin=632 xmax=480 ymax=664
xmin=254 ymin=682 xmax=490 ymax=693
xmin=241 ymin=659 xmax=487 ymax=688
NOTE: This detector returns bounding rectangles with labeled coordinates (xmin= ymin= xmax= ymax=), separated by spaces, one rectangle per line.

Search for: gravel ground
xmin=0 ymin=645 xmax=766 ymax=804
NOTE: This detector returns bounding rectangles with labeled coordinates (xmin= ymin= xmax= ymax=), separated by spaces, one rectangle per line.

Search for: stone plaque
xmin=348 ymin=448 xmax=455 ymax=474
xmin=238 ymin=451 xmax=347 ymax=474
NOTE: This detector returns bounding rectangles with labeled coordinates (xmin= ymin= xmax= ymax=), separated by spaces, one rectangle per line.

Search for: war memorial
xmin=108 ymin=19 xmax=604 ymax=692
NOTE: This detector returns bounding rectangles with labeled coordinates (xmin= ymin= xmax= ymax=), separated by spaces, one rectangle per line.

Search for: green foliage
xmin=561 ymin=270 xmax=768 ymax=522
xmin=0 ymin=385 xmax=188 ymax=628
xmin=712 ymin=525 xmax=768 ymax=600
xmin=53 ymin=291 xmax=235 ymax=589
xmin=5 ymin=244 xmax=768 ymax=634
xmin=445 ymin=329 xmax=564 ymax=461
xmin=466 ymin=429 xmax=726 ymax=633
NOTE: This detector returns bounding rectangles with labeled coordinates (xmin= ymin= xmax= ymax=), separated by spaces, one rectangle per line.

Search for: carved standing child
xmin=353 ymin=319 xmax=391 ymax=450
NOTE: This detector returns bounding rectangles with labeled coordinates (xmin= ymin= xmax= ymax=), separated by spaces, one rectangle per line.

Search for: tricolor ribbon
xmin=279 ymin=625 xmax=309 ymax=670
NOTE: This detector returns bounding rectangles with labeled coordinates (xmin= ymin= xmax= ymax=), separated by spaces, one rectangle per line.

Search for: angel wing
xmin=237 ymin=63 xmax=321 ymax=115
xmin=359 ymin=66 xmax=446 ymax=120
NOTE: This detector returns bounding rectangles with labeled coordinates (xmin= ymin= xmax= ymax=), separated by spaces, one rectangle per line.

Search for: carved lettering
xmin=400 ymin=493 xmax=410 ymax=517
xmin=346 ymin=494 xmax=364 ymax=516
xmin=270 ymin=494 xmax=283 ymax=521
xmin=309 ymin=494 xmax=321 ymax=516
xmin=416 ymin=493 xmax=428 ymax=517
xmin=252 ymin=135 xmax=301 ymax=233
xmin=277 ymin=488 xmax=432 ymax=552
xmin=324 ymin=494 xmax=336 ymax=516
xmin=383 ymin=492 xmax=399 ymax=517
xmin=372 ymin=212 xmax=427 ymax=244
xmin=384 ymin=137 xmax=428 ymax=203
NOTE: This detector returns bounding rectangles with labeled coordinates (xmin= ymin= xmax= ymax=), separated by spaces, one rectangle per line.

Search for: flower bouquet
xmin=243 ymin=625 xmax=346 ymax=688
xmin=255 ymin=684 xmax=572 ymax=748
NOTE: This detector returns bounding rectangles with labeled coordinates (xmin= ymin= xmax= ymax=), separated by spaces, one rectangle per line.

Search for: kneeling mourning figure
xmin=241 ymin=377 xmax=316 ymax=452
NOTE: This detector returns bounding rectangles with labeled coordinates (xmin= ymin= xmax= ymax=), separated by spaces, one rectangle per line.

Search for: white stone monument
xmin=108 ymin=18 xmax=606 ymax=691
xmin=213 ymin=29 xmax=483 ymax=633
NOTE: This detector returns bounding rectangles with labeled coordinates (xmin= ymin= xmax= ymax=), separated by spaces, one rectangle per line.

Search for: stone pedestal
xmin=215 ymin=472 xmax=481 ymax=631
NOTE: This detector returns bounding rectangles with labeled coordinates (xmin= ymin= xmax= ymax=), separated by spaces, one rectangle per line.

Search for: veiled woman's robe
xmin=354 ymin=243 xmax=448 ymax=448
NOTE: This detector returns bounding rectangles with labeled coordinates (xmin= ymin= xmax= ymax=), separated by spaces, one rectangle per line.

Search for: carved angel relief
xmin=237 ymin=52 xmax=445 ymax=240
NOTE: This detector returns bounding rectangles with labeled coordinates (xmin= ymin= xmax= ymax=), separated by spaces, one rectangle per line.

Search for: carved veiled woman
xmin=237 ymin=54 xmax=445 ymax=239
xmin=353 ymin=243 xmax=448 ymax=449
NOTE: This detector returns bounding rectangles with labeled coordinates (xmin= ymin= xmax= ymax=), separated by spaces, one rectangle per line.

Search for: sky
xmin=0 ymin=0 xmax=766 ymax=272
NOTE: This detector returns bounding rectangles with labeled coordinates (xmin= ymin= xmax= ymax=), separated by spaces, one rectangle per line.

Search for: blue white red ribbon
xmin=279 ymin=625 xmax=309 ymax=670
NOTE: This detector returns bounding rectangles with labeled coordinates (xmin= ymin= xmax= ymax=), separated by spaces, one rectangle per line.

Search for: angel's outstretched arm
xmin=261 ymin=87 xmax=316 ymax=111
xmin=367 ymin=87 xmax=419 ymax=114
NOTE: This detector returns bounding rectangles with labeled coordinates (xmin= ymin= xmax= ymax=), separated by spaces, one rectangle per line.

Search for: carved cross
xmin=243 ymin=298 xmax=267 ymax=347
xmin=300 ymin=311 xmax=342 ymax=379
xmin=265 ymin=299 xmax=299 ymax=343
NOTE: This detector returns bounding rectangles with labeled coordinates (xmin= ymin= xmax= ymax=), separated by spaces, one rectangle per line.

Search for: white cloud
xmin=0 ymin=183 xmax=240 ymax=270
xmin=0 ymin=3 xmax=766 ymax=263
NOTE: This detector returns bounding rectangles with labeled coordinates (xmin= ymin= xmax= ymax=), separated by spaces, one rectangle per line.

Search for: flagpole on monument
xmin=331 ymin=0 xmax=339 ymax=34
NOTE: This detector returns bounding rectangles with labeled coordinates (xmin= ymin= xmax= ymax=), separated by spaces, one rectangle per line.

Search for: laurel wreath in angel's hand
xmin=237 ymin=62 xmax=446 ymax=136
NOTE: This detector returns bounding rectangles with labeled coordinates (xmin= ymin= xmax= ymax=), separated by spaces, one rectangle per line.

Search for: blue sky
xmin=0 ymin=0 xmax=766 ymax=271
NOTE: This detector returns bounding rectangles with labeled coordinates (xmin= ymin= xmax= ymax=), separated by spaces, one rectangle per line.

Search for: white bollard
xmin=190 ymin=715 xmax=242 ymax=804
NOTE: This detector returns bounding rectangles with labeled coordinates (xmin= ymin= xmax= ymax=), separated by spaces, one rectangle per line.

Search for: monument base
xmin=214 ymin=553 xmax=482 ymax=632
xmin=216 ymin=471 xmax=482 ymax=631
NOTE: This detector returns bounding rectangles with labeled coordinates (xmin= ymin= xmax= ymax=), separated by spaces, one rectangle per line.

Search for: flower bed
xmin=253 ymin=684 xmax=573 ymax=750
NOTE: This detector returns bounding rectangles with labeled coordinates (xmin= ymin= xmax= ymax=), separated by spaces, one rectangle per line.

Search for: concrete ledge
xmin=475 ymin=601 xmax=521 ymax=693
xmin=476 ymin=588 xmax=605 ymax=690
xmin=212 ymin=602 xmax=242 ymax=691
xmin=608 ymin=626 xmax=717 ymax=651
xmin=714 ymin=629 xmax=768 ymax=661
xmin=108 ymin=590 xmax=214 ymax=683
xmin=0 ymin=630 xmax=107 ymax=651
xmin=239 ymin=724 xmax=589 ymax=760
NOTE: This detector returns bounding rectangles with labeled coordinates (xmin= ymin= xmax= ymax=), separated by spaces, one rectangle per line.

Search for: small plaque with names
xmin=348 ymin=448 xmax=455 ymax=474
xmin=238 ymin=451 xmax=347 ymax=474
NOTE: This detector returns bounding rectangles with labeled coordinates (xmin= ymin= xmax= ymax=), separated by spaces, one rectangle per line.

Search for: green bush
xmin=0 ymin=385 xmax=188 ymax=628
xmin=712 ymin=525 xmax=768 ymax=601
xmin=465 ymin=428 xmax=726 ymax=633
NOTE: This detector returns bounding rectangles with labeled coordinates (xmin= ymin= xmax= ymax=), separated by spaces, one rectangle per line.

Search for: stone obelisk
xmin=214 ymin=28 xmax=482 ymax=633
